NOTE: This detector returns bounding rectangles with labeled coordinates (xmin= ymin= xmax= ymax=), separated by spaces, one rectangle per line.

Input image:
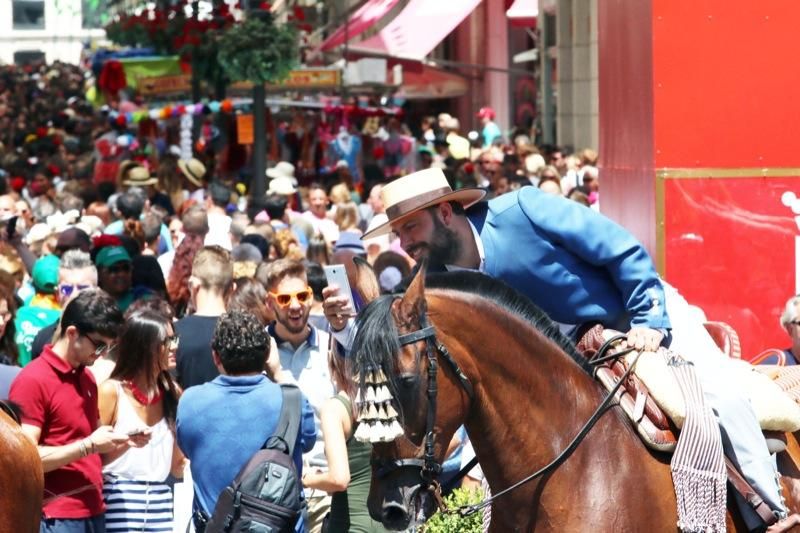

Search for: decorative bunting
xmin=94 ymin=97 xmax=401 ymax=127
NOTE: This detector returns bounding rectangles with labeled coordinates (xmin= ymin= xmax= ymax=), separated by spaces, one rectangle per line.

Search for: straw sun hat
xmin=361 ymin=168 xmax=485 ymax=239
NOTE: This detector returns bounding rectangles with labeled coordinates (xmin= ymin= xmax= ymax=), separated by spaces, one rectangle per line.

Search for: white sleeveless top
xmin=102 ymin=381 xmax=174 ymax=482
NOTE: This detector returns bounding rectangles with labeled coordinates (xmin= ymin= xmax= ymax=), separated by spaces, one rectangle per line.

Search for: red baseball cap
xmin=477 ymin=107 xmax=495 ymax=120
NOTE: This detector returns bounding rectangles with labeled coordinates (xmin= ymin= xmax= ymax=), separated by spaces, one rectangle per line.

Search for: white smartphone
xmin=324 ymin=264 xmax=356 ymax=313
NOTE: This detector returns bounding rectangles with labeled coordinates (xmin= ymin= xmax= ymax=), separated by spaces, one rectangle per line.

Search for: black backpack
xmin=206 ymin=384 xmax=305 ymax=533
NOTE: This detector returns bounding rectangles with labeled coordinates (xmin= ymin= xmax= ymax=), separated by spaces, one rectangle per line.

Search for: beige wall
xmin=0 ymin=0 xmax=104 ymax=65
xmin=554 ymin=0 xmax=598 ymax=151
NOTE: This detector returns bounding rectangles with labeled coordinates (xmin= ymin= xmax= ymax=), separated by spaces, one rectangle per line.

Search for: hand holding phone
xmin=126 ymin=427 xmax=152 ymax=448
xmin=323 ymin=264 xmax=356 ymax=313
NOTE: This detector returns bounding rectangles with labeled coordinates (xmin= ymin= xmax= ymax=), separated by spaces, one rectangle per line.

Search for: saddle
xmin=577 ymin=325 xmax=795 ymax=528
xmin=576 ymin=325 xmax=789 ymax=454
xmin=576 ymin=325 xmax=679 ymax=452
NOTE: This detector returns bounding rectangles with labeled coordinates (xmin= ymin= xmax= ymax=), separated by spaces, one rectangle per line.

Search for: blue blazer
xmin=468 ymin=187 xmax=671 ymax=331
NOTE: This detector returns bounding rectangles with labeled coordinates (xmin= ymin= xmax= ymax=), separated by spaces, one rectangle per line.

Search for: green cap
xmin=32 ymin=254 xmax=60 ymax=294
xmin=95 ymin=246 xmax=132 ymax=268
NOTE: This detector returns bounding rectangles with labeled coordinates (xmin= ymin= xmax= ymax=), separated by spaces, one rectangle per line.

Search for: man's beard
xmin=277 ymin=308 xmax=310 ymax=334
xmin=409 ymin=214 xmax=461 ymax=266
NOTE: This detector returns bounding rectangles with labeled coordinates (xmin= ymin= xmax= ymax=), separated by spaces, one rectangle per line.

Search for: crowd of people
xmin=7 ymin=57 xmax=797 ymax=533
xmin=0 ymin=60 xmax=599 ymax=533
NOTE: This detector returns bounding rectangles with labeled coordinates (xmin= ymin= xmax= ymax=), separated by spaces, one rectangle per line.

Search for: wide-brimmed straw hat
xmin=117 ymin=160 xmax=140 ymax=183
xmin=361 ymin=168 xmax=485 ymax=239
xmin=266 ymin=161 xmax=298 ymax=185
xmin=267 ymin=176 xmax=297 ymax=195
xmin=122 ymin=166 xmax=158 ymax=187
xmin=178 ymin=158 xmax=207 ymax=187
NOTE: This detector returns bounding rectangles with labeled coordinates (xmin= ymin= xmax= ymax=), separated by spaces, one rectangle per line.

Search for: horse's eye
xmin=399 ymin=375 xmax=417 ymax=389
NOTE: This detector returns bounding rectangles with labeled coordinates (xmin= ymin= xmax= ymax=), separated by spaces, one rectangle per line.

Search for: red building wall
xmin=599 ymin=0 xmax=800 ymax=357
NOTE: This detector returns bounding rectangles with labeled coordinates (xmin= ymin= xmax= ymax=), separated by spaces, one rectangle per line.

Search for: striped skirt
xmin=103 ymin=475 xmax=174 ymax=533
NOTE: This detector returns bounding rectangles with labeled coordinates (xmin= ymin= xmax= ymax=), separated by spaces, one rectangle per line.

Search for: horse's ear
xmin=352 ymin=256 xmax=380 ymax=305
xmin=398 ymin=260 xmax=426 ymax=319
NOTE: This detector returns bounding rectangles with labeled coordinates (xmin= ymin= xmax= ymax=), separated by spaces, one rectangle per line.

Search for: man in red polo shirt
xmin=10 ymin=289 xmax=135 ymax=533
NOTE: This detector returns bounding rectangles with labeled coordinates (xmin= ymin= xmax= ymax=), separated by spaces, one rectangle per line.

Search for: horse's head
xmin=351 ymin=261 xmax=474 ymax=530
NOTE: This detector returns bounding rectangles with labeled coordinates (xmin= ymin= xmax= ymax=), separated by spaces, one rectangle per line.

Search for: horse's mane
xmin=426 ymin=272 xmax=586 ymax=370
xmin=352 ymin=271 xmax=590 ymax=407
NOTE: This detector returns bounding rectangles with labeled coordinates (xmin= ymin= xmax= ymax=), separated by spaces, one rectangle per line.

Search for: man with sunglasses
xmin=95 ymin=245 xmax=134 ymax=312
xmin=264 ymin=259 xmax=334 ymax=533
xmin=30 ymin=250 xmax=98 ymax=363
xmin=10 ymin=289 xmax=136 ymax=533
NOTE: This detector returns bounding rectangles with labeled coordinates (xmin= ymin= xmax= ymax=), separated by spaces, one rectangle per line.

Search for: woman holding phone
xmin=98 ymin=309 xmax=184 ymax=532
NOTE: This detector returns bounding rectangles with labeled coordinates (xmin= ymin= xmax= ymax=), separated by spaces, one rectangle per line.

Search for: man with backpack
xmin=177 ymin=311 xmax=316 ymax=532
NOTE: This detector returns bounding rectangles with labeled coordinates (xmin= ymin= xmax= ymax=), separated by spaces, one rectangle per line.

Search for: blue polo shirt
xmin=176 ymin=373 xmax=316 ymax=527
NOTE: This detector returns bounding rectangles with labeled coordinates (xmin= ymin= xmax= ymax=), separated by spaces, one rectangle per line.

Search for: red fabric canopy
xmin=318 ymin=0 xmax=402 ymax=52
xmin=348 ymin=0 xmax=482 ymax=61
xmin=506 ymin=0 xmax=538 ymax=27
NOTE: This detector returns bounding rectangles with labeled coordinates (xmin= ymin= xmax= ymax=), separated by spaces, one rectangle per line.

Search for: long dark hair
xmin=167 ymin=233 xmax=204 ymax=316
xmin=0 ymin=284 xmax=19 ymax=365
xmin=110 ymin=309 xmax=180 ymax=425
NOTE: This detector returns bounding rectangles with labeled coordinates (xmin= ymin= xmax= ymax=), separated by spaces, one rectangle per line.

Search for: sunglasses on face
xmin=82 ymin=333 xmax=116 ymax=357
xmin=164 ymin=335 xmax=180 ymax=350
xmin=59 ymin=283 xmax=91 ymax=298
xmin=270 ymin=288 xmax=313 ymax=308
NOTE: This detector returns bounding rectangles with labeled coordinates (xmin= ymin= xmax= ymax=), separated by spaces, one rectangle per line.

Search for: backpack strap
xmin=271 ymin=383 xmax=303 ymax=456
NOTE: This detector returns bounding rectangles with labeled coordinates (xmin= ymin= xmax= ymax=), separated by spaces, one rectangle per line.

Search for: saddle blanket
xmin=613 ymin=333 xmax=800 ymax=433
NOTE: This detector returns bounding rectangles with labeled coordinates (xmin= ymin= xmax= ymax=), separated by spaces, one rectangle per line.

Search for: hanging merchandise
xmin=381 ymin=119 xmax=416 ymax=178
xmin=329 ymin=126 xmax=362 ymax=183
xmin=97 ymin=60 xmax=127 ymax=101
xmin=180 ymin=113 xmax=193 ymax=161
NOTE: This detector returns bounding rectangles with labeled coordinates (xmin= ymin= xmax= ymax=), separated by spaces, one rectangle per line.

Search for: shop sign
xmin=138 ymin=74 xmax=191 ymax=96
xmin=236 ymin=114 xmax=254 ymax=144
xmin=267 ymin=68 xmax=341 ymax=89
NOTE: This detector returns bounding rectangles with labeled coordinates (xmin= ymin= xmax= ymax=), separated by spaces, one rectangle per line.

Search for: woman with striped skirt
xmin=99 ymin=309 xmax=184 ymax=532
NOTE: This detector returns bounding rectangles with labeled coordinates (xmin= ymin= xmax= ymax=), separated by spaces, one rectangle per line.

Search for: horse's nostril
xmin=382 ymin=502 xmax=410 ymax=529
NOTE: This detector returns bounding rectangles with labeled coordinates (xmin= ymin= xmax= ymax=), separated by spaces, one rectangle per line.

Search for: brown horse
xmin=0 ymin=401 xmax=43 ymax=532
xmin=349 ymin=265 xmax=800 ymax=532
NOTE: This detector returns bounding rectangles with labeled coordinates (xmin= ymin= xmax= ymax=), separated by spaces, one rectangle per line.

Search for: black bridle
xmin=372 ymin=301 xmax=640 ymax=519
xmin=372 ymin=307 xmax=474 ymax=501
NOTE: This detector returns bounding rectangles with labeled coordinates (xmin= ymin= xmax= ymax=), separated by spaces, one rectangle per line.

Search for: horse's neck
xmin=433 ymin=295 xmax=604 ymax=489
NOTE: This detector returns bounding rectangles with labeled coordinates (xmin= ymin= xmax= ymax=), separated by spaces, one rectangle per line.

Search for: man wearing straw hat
xmin=322 ymin=167 xmax=795 ymax=530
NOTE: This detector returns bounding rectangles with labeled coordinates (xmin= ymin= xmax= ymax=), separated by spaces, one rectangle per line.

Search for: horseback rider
xmin=322 ymin=167 xmax=799 ymax=531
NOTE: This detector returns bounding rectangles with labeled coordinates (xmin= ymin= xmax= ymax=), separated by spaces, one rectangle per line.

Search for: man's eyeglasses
xmin=82 ymin=334 xmax=116 ymax=357
xmin=164 ymin=335 xmax=180 ymax=350
xmin=59 ymin=283 xmax=91 ymax=298
xmin=270 ymin=288 xmax=313 ymax=308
